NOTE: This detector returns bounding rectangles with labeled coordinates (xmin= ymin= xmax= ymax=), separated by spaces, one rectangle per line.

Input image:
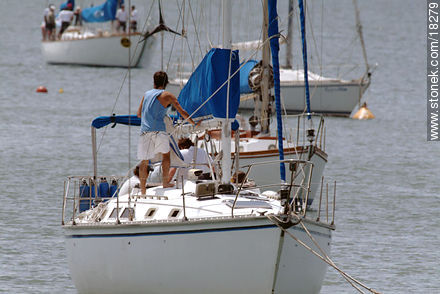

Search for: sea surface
xmin=0 ymin=0 xmax=438 ymax=293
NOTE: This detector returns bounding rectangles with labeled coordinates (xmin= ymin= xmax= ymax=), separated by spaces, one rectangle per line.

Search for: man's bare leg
xmin=139 ymin=160 xmax=149 ymax=194
xmin=162 ymin=152 xmax=174 ymax=188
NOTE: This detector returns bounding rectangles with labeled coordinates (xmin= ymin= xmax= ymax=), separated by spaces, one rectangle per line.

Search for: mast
xmin=221 ymin=0 xmax=232 ymax=184
xmin=285 ymin=0 xmax=294 ymax=69
xmin=260 ymin=0 xmax=271 ymax=134
xmin=352 ymin=0 xmax=369 ymax=78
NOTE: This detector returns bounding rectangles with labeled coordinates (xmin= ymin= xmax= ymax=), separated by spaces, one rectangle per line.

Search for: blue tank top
xmin=140 ymin=89 xmax=167 ymax=133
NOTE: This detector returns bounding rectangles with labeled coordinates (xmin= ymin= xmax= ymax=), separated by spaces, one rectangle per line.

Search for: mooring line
xmin=266 ymin=214 xmax=380 ymax=294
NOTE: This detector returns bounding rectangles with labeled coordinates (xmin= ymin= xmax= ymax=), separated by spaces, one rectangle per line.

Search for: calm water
xmin=0 ymin=0 xmax=438 ymax=293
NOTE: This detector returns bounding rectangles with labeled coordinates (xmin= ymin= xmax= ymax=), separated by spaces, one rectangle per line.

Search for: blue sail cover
xmin=178 ymin=48 xmax=240 ymax=119
xmin=239 ymin=60 xmax=258 ymax=94
xmin=92 ymin=115 xmax=140 ymax=129
xmin=82 ymin=0 xmax=123 ymax=23
xmin=60 ymin=0 xmax=74 ymax=10
xmin=268 ymin=0 xmax=286 ymax=181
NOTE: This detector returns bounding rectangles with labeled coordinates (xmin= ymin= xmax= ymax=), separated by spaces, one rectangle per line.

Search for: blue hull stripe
xmin=66 ymin=224 xmax=331 ymax=239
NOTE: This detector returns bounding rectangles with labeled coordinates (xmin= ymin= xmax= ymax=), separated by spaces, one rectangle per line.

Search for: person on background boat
xmin=73 ymin=6 xmax=82 ymax=26
xmin=41 ymin=4 xmax=53 ymax=40
xmin=58 ymin=4 xmax=74 ymax=39
xmin=137 ymin=71 xmax=198 ymax=194
xmin=116 ymin=4 xmax=128 ymax=33
xmin=45 ymin=5 xmax=56 ymax=41
xmin=130 ymin=5 xmax=138 ymax=33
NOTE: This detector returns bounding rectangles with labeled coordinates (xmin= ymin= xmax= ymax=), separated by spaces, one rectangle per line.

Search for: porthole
xmin=145 ymin=208 xmax=157 ymax=219
xmin=169 ymin=209 xmax=181 ymax=218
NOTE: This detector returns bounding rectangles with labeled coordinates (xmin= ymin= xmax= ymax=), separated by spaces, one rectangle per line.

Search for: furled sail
xmin=268 ymin=0 xmax=286 ymax=181
xmin=177 ymin=48 xmax=240 ymax=119
xmin=81 ymin=0 xmax=123 ymax=23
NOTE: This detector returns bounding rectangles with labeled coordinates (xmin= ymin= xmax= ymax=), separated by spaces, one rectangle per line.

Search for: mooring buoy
xmin=352 ymin=102 xmax=375 ymax=120
xmin=36 ymin=86 xmax=48 ymax=93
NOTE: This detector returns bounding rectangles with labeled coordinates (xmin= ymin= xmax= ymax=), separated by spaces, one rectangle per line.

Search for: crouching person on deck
xmin=137 ymin=71 xmax=198 ymax=194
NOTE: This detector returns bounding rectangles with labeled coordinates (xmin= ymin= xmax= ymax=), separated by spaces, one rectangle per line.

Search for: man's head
xmin=121 ymin=4 xmax=125 ymax=10
xmin=132 ymin=5 xmax=136 ymax=10
xmin=153 ymin=71 xmax=169 ymax=89
xmin=133 ymin=165 xmax=140 ymax=177
xmin=178 ymin=137 xmax=194 ymax=150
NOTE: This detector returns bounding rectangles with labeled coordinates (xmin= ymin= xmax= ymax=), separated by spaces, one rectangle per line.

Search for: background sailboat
xmin=270 ymin=0 xmax=373 ymax=116
xmin=169 ymin=0 xmax=373 ymax=117
xmin=41 ymin=0 xmax=157 ymax=67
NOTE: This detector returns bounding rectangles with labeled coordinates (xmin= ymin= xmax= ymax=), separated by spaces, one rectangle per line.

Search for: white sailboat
xmin=41 ymin=0 xmax=165 ymax=67
xmin=62 ymin=1 xmax=335 ymax=293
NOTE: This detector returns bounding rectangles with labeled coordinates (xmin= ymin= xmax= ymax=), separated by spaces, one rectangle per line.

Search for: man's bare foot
xmin=162 ymin=183 xmax=174 ymax=188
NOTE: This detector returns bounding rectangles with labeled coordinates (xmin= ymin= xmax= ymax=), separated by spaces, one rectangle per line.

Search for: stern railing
xmin=62 ymin=175 xmax=126 ymax=225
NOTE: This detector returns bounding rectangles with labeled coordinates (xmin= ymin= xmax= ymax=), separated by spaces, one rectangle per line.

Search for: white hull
xmin=168 ymin=70 xmax=370 ymax=116
xmin=240 ymin=79 xmax=369 ymax=116
xmin=41 ymin=34 xmax=156 ymax=67
xmin=65 ymin=217 xmax=331 ymax=294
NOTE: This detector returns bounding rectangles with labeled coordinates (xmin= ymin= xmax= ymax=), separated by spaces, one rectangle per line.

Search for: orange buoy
xmin=36 ymin=86 xmax=48 ymax=93
xmin=352 ymin=102 xmax=375 ymax=120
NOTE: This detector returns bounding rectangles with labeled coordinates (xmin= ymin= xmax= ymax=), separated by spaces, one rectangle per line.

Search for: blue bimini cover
xmin=92 ymin=115 xmax=140 ymax=129
xmin=178 ymin=48 xmax=240 ymax=119
xmin=239 ymin=60 xmax=258 ymax=94
xmin=82 ymin=0 xmax=122 ymax=23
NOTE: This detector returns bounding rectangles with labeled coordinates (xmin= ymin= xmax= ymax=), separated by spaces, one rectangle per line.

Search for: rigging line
xmin=216 ymin=1 xmax=221 ymax=48
xmin=188 ymin=0 xmax=203 ymax=58
xmin=184 ymin=24 xmax=196 ymax=71
xmin=352 ymin=0 xmax=369 ymax=75
xmin=166 ymin=0 xmax=184 ymax=73
xmin=198 ymin=1 xmax=207 ymax=55
xmin=95 ymin=0 xmax=157 ymax=158
xmin=320 ymin=0 xmax=324 ymax=79
xmin=305 ymin=0 xmax=322 ymax=74
xmin=179 ymin=0 xmax=186 ymax=81
xmin=297 ymin=220 xmax=366 ymax=294
xmin=266 ymin=215 xmax=381 ymax=294
xmin=205 ymin=1 xmax=214 ymax=49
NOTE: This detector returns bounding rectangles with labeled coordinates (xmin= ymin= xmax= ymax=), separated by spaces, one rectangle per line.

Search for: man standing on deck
xmin=137 ymin=71 xmax=198 ymax=194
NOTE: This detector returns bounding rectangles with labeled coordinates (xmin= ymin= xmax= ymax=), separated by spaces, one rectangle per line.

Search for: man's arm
xmin=162 ymin=92 xmax=198 ymax=126
xmin=137 ymin=96 xmax=144 ymax=118
xmin=172 ymin=99 xmax=198 ymax=126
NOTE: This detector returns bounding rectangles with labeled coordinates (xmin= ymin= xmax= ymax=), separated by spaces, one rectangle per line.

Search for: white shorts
xmin=137 ymin=131 xmax=170 ymax=161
